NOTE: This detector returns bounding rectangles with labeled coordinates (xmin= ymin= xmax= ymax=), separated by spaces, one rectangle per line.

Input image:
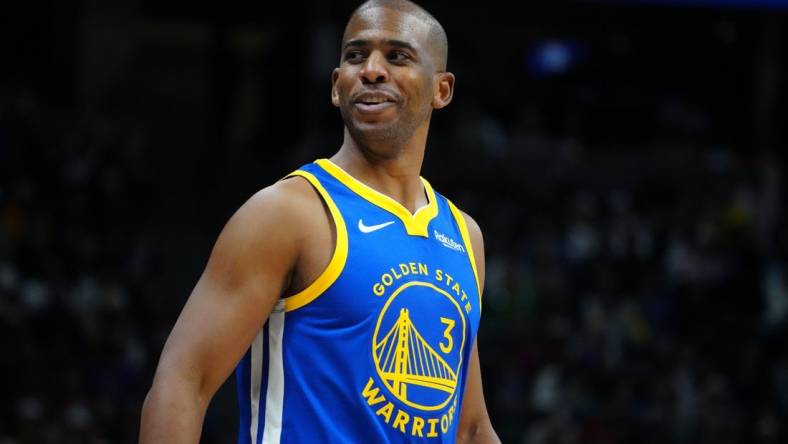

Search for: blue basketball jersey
xmin=235 ymin=159 xmax=482 ymax=443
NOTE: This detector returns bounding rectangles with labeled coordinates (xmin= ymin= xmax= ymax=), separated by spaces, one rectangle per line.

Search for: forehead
xmin=344 ymin=7 xmax=431 ymax=49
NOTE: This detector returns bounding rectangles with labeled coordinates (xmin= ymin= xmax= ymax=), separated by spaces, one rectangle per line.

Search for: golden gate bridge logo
xmin=371 ymin=281 xmax=466 ymax=411
xmin=376 ymin=308 xmax=458 ymax=396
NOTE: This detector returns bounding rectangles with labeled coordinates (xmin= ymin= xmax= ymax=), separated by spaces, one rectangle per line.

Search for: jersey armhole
xmin=280 ymin=170 xmax=348 ymax=312
xmin=446 ymin=200 xmax=482 ymax=310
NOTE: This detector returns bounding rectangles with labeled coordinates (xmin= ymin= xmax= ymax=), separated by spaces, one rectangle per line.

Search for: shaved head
xmin=344 ymin=0 xmax=449 ymax=71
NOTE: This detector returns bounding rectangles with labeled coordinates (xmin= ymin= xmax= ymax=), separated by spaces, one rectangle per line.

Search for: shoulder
xmin=445 ymin=200 xmax=486 ymax=290
xmin=444 ymin=196 xmax=484 ymax=253
xmin=250 ymin=173 xmax=321 ymax=210
xmin=457 ymin=208 xmax=484 ymax=274
xmin=213 ymin=174 xmax=326 ymax=259
xmin=457 ymin=209 xmax=483 ymax=250
xmin=237 ymin=175 xmax=324 ymax=228
xmin=202 ymin=174 xmax=329 ymax=292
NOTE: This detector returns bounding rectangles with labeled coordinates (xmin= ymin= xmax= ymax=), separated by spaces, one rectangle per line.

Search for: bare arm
xmin=456 ymin=212 xmax=501 ymax=444
xmin=139 ymin=179 xmax=320 ymax=443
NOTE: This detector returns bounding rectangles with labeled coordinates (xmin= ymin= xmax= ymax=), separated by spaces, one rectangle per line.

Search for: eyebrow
xmin=343 ymin=39 xmax=417 ymax=52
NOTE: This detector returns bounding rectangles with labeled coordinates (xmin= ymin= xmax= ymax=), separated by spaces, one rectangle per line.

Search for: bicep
xmin=153 ymin=187 xmax=301 ymax=399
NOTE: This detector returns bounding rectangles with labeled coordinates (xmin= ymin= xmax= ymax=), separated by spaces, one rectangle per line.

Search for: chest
xmin=300 ymin=219 xmax=480 ymax=352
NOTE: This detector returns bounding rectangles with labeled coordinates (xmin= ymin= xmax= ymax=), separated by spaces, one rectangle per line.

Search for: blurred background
xmin=1 ymin=0 xmax=787 ymax=443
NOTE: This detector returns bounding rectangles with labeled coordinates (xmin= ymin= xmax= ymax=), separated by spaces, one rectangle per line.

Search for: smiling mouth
xmin=353 ymin=98 xmax=396 ymax=113
xmin=355 ymin=96 xmax=394 ymax=104
xmin=352 ymin=90 xmax=397 ymax=109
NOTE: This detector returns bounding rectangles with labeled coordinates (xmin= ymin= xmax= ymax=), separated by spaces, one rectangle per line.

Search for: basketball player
xmin=140 ymin=1 xmax=499 ymax=442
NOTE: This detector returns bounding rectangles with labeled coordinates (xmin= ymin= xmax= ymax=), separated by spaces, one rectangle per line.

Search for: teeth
xmin=359 ymin=97 xmax=389 ymax=104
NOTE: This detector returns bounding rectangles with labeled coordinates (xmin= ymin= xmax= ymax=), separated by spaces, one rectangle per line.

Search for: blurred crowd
xmin=0 ymin=90 xmax=163 ymax=443
xmin=2 ymin=3 xmax=787 ymax=444
xmin=449 ymin=107 xmax=788 ymax=443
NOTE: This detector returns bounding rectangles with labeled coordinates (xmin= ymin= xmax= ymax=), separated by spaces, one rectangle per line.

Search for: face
xmin=332 ymin=7 xmax=453 ymax=149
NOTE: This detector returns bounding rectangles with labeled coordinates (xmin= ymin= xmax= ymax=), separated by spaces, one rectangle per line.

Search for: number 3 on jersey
xmin=439 ymin=317 xmax=456 ymax=354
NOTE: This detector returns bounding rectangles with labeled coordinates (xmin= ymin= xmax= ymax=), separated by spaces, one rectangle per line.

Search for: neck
xmin=330 ymin=126 xmax=429 ymax=213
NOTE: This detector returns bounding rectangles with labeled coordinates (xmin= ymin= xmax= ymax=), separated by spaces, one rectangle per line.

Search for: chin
xmin=346 ymin=125 xmax=406 ymax=158
xmin=349 ymin=120 xmax=401 ymax=143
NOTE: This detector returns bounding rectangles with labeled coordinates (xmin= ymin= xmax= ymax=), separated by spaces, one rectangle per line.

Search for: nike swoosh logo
xmin=358 ymin=219 xmax=395 ymax=233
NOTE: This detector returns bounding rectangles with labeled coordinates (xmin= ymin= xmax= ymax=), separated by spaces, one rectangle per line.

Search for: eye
xmin=344 ymin=50 xmax=365 ymax=63
xmin=388 ymin=50 xmax=411 ymax=64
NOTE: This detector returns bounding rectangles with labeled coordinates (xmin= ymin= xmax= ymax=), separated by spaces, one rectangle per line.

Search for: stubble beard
xmin=340 ymin=104 xmax=431 ymax=158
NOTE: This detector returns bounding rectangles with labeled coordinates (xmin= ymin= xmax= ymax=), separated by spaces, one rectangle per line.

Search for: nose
xmin=359 ymin=51 xmax=389 ymax=84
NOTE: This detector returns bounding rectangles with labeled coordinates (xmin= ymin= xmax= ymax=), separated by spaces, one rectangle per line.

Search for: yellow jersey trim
xmin=447 ymin=200 xmax=482 ymax=309
xmin=281 ymin=170 xmax=349 ymax=312
xmin=315 ymin=159 xmax=438 ymax=238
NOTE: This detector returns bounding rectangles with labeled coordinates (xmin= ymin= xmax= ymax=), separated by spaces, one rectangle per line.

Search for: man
xmin=140 ymin=1 xmax=499 ymax=442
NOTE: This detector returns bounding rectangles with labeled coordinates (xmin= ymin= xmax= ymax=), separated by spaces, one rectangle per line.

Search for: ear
xmin=331 ymin=68 xmax=341 ymax=108
xmin=432 ymin=72 xmax=455 ymax=110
